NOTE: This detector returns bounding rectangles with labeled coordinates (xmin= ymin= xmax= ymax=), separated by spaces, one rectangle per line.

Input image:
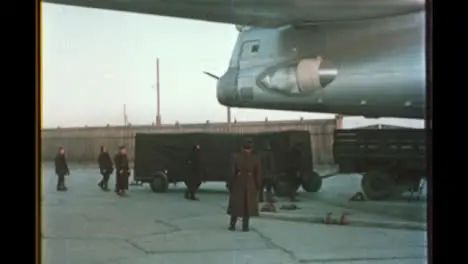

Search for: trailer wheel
xmin=273 ymin=181 xmax=294 ymax=197
xmin=361 ymin=170 xmax=396 ymax=200
xmin=301 ymin=172 xmax=322 ymax=193
xmin=150 ymin=172 xmax=169 ymax=193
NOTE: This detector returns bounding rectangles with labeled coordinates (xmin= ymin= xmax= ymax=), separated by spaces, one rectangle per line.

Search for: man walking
xmin=114 ymin=146 xmax=130 ymax=196
xmin=97 ymin=145 xmax=113 ymax=191
xmin=185 ymin=143 xmax=202 ymax=200
xmin=227 ymin=139 xmax=262 ymax=232
xmin=54 ymin=147 xmax=70 ymax=191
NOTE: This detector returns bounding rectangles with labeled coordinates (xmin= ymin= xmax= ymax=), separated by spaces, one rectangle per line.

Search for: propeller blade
xmin=203 ymin=71 xmax=220 ymax=80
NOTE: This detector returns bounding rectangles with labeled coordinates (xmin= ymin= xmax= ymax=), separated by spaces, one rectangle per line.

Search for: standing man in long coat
xmin=97 ymin=145 xmax=113 ymax=191
xmin=185 ymin=144 xmax=202 ymax=200
xmin=54 ymin=147 xmax=70 ymax=191
xmin=226 ymin=139 xmax=262 ymax=232
xmin=114 ymin=146 xmax=130 ymax=196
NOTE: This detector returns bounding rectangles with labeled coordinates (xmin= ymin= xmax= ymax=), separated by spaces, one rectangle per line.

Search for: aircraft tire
xmin=273 ymin=180 xmax=294 ymax=197
xmin=301 ymin=172 xmax=322 ymax=193
xmin=150 ymin=171 xmax=169 ymax=193
xmin=361 ymin=170 xmax=396 ymax=200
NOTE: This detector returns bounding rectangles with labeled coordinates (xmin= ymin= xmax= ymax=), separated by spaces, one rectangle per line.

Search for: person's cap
xmin=242 ymin=138 xmax=254 ymax=149
xmin=119 ymin=145 xmax=126 ymax=150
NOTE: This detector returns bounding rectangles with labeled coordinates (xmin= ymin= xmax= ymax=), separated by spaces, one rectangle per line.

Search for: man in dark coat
xmin=286 ymin=143 xmax=302 ymax=202
xmin=185 ymin=144 xmax=202 ymax=200
xmin=259 ymin=142 xmax=275 ymax=203
xmin=54 ymin=147 xmax=70 ymax=191
xmin=97 ymin=145 xmax=113 ymax=191
xmin=114 ymin=146 xmax=130 ymax=196
xmin=226 ymin=139 xmax=261 ymax=232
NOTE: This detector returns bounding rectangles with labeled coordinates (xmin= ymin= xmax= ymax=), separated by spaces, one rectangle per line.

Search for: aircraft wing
xmin=42 ymin=0 xmax=425 ymax=27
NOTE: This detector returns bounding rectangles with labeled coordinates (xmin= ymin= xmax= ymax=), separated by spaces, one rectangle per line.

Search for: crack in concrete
xmin=42 ymin=227 xmax=181 ymax=240
xmin=154 ymin=219 xmax=182 ymax=232
xmin=78 ymin=213 xmax=120 ymax=223
xmin=124 ymin=239 xmax=152 ymax=254
xmin=45 ymin=234 xmax=266 ymax=257
xmin=48 ymin=231 xmax=424 ymax=262
xmin=251 ymin=228 xmax=298 ymax=262
xmin=130 ymin=229 xmax=181 ymax=239
xmin=80 ymin=213 xmax=92 ymax=222
xmin=43 ymin=235 xmax=126 ymax=241
xmin=44 ymin=200 xmax=118 ymax=207
xmin=136 ymin=246 xmax=269 ymax=255
xmin=298 ymin=255 xmax=425 ymax=263
xmin=43 ymin=218 xmax=184 ymax=242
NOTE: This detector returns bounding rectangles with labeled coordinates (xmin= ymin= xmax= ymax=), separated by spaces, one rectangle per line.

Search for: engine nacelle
xmin=259 ymin=57 xmax=338 ymax=95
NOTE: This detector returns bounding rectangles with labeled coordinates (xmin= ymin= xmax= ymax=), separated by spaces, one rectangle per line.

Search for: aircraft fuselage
xmin=217 ymin=12 xmax=426 ymax=119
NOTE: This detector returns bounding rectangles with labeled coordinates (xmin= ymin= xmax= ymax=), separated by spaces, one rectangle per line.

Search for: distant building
xmin=352 ymin=124 xmax=416 ymax=130
xmin=341 ymin=116 xmax=424 ymax=129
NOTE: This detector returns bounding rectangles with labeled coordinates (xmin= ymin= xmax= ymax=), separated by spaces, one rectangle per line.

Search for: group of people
xmin=258 ymin=141 xmax=303 ymax=203
xmin=54 ymin=143 xmax=203 ymax=198
xmin=96 ymin=145 xmax=132 ymax=196
xmin=53 ymin=145 xmax=131 ymax=196
xmin=206 ymin=138 xmax=303 ymax=231
xmin=53 ymin=138 xmax=304 ymax=232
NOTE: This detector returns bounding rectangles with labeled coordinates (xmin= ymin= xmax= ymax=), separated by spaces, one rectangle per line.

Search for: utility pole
xmin=123 ymin=104 xmax=128 ymax=126
xmin=335 ymin=114 xmax=343 ymax=129
xmin=156 ymin=58 xmax=162 ymax=126
xmin=121 ymin=104 xmax=128 ymax=146
xmin=227 ymin=107 xmax=231 ymax=131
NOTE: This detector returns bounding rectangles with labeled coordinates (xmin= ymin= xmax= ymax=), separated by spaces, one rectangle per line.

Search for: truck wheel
xmin=295 ymin=182 xmax=301 ymax=192
xmin=361 ymin=170 xmax=396 ymax=200
xmin=273 ymin=181 xmax=294 ymax=197
xmin=150 ymin=172 xmax=169 ymax=193
xmin=301 ymin=172 xmax=322 ymax=193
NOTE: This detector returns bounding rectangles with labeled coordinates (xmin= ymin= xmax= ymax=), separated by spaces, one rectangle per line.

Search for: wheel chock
xmin=349 ymin=192 xmax=366 ymax=202
xmin=260 ymin=201 xmax=277 ymax=212
xmin=279 ymin=204 xmax=299 ymax=210
xmin=129 ymin=181 xmax=139 ymax=186
xmin=340 ymin=213 xmax=350 ymax=225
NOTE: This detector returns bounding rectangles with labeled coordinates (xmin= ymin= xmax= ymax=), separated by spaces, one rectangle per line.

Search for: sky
xmin=42 ymin=4 xmax=424 ymax=129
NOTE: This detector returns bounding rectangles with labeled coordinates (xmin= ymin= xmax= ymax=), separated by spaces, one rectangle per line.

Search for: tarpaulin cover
xmin=134 ymin=131 xmax=313 ymax=183
xmin=333 ymin=128 xmax=427 ymax=173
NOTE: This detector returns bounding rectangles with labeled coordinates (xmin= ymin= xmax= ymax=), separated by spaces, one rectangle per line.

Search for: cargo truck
xmin=333 ymin=128 xmax=427 ymax=200
xmin=133 ymin=131 xmax=322 ymax=196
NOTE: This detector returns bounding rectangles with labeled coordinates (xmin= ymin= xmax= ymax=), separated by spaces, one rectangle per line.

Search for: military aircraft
xmin=43 ymin=0 xmax=427 ymax=119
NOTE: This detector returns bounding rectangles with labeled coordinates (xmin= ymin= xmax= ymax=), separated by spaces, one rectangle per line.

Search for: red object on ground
xmin=340 ymin=213 xmax=350 ymax=225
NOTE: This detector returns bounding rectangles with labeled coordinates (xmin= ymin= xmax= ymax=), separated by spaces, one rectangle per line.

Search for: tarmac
xmin=42 ymin=163 xmax=428 ymax=264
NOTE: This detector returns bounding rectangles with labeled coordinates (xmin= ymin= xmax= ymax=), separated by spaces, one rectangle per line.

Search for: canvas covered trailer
xmin=134 ymin=130 xmax=322 ymax=196
xmin=333 ymin=128 xmax=427 ymax=200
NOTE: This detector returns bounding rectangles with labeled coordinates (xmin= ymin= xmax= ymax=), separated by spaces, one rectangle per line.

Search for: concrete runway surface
xmin=41 ymin=163 xmax=428 ymax=264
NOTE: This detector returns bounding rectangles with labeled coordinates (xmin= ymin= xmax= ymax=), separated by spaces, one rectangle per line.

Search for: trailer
xmin=333 ymin=128 xmax=427 ymax=200
xmin=133 ymin=131 xmax=322 ymax=196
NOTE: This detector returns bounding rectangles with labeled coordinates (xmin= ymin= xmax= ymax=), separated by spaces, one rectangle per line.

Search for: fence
xmin=42 ymin=118 xmax=338 ymax=165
